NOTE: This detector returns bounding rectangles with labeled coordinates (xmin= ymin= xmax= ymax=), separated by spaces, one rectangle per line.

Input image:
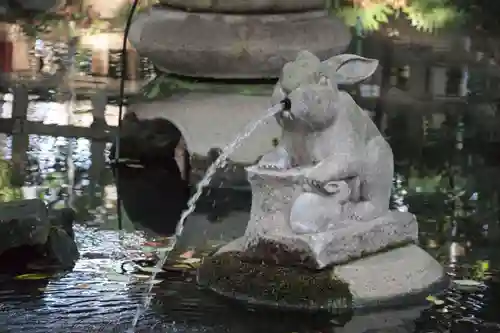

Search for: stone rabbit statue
xmin=258 ymin=50 xmax=393 ymax=230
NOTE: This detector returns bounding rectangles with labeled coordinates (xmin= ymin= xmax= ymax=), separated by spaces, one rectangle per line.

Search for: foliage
xmin=333 ymin=0 xmax=462 ymax=32
xmin=137 ymin=74 xmax=273 ymax=102
xmin=402 ymin=0 xmax=463 ymax=32
xmin=0 ymin=160 xmax=23 ymax=202
xmin=336 ymin=3 xmax=395 ymax=31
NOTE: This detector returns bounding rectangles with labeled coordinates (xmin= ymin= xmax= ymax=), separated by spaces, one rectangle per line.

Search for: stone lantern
xmin=125 ymin=0 xmax=351 ymax=173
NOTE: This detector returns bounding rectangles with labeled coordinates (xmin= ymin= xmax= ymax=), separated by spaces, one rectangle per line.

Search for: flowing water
xmin=129 ymin=103 xmax=285 ymax=330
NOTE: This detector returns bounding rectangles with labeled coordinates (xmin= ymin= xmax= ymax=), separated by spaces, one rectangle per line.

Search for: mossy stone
xmin=136 ymin=74 xmax=275 ymax=102
xmin=197 ymin=251 xmax=352 ymax=314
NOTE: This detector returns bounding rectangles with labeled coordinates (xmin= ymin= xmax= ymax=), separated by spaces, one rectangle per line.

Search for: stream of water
xmin=128 ymin=103 xmax=284 ymax=330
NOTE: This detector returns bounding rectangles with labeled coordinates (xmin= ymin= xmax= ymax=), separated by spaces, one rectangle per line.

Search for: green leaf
xmin=15 ymin=273 xmax=54 ymax=280
xmin=402 ymin=1 xmax=461 ymax=32
xmin=336 ymin=4 xmax=394 ymax=31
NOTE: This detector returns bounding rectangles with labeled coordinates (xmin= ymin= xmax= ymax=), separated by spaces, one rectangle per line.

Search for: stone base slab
xmin=200 ymin=244 xmax=446 ymax=313
xmin=129 ymin=7 xmax=350 ymax=78
xmin=333 ymin=244 xmax=447 ymax=309
xmin=218 ymin=211 xmax=419 ymax=269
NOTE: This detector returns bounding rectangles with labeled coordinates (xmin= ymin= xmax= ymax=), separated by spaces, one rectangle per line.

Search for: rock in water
xmin=0 ymin=200 xmax=79 ymax=272
xmin=46 ymin=226 xmax=79 ymax=269
xmin=0 ymin=199 xmax=51 ymax=256
xmin=197 ymin=251 xmax=352 ymax=314
xmin=49 ymin=208 xmax=76 ymax=239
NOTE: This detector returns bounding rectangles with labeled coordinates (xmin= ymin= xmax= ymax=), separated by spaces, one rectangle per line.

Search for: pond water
xmin=0 ymin=87 xmax=500 ymax=333
xmin=0 ymin=97 xmax=498 ymax=333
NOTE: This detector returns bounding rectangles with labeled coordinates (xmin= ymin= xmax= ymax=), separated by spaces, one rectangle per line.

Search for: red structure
xmin=0 ymin=40 xmax=13 ymax=72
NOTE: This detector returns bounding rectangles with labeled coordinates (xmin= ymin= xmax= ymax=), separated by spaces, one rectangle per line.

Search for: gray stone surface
xmin=333 ymin=244 xmax=446 ymax=308
xmin=129 ymin=93 xmax=281 ymax=164
xmin=218 ymin=209 xmax=418 ymax=268
xmin=128 ymin=7 xmax=351 ymax=78
xmin=216 ymin=51 xmax=412 ymax=269
xmin=0 ymin=199 xmax=50 ymax=256
xmin=159 ymin=0 xmax=325 ymax=13
xmin=261 ymin=51 xmax=391 ymax=223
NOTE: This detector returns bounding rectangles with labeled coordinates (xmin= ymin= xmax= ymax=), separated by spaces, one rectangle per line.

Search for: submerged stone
xmin=197 ymin=251 xmax=352 ymax=314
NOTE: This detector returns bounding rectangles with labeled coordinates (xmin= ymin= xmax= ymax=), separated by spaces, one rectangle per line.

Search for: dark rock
xmin=49 ymin=207 xmax=76 ymax=239
xmin=110 ymin=115 xmax=192 ymax=235
xmin=46 ymin=226 xmax=79 ymax=269
xmin=0 ymin=200 xmax=79 ymax=272
xmin=197 ymin=251 xmax=352 ymax=314
xmin=0 ymin=244 xmax=46 ymax=273
xmin=111 ymin=115 xmax=182 ymax=167
xmin=0 ymin=199 xmax=51 ymax=257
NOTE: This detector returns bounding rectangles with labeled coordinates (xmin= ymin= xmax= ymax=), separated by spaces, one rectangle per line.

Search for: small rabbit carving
xmin=258 ymin=51 xmax=394 ymax=227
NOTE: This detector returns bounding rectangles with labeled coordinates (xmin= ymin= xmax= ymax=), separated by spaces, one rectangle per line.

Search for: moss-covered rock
xmin=241 ymin=239 xmax=319 ymax=269
xmin=136 ymin=74 xmax=275 ymax=102
xmin=197 ymin=251 xmax=352 ymax=314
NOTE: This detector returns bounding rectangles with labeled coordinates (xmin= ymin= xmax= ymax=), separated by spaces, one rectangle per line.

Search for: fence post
xmin=89 ymin=140 xmax=106 ymax=210
xmin=90 ymin=91 xmax=108 ymax=130
xmin=11 ymin=84 xmax=29 ymax=187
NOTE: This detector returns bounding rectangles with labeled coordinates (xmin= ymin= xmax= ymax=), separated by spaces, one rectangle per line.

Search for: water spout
xmin=128 ymin=102 xmax=285 ymax=331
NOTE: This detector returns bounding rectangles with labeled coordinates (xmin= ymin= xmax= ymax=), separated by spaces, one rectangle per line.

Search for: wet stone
xmin=0 ymin=200 xmax=79 ymax=272
xmin=0 ymin=199 xmax=51 ymax=256
xmin=197 ymin=251 xmax=353 ymax=314
xmin=46 ymin=226 xmax=79 ymax=269
xmin=49 ymin=207 xmax=76 ymax=240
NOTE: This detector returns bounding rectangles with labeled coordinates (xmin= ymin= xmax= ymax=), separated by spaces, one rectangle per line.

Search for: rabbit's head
xmin=272 ymin=51 xmax=378 ymax=132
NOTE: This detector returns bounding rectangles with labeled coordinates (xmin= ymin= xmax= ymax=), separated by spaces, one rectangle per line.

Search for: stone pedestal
xmin=198 ymin=165 xmax=447 ymax=312
xmin=216 ymin=166 xmax=419 ymax=268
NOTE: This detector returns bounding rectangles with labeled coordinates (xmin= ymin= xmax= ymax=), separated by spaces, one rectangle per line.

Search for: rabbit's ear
xmin=280 ymin=51 xmax=321 ymax=93
xmin=321 ymin=54 xmax=378 ymax=85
